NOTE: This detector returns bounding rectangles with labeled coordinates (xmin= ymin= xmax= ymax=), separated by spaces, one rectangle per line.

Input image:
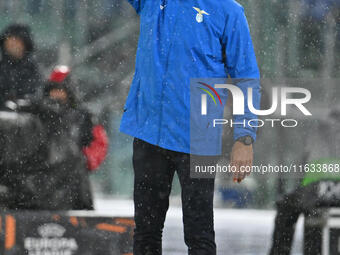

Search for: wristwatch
xmin=236 ymin=136 xmax=254 ymax=146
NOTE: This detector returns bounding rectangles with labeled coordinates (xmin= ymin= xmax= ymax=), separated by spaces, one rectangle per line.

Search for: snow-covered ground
xmin=94 ymin=198 xmax=303 ymax=255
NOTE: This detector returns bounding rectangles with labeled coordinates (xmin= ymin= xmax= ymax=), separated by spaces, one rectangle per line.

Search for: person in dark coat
xmin=269 ymin=109 xmax=340 ymax=255
xmin=0 ymin=24 xmax=41 ymax=103
xmin=0 ymin=65 xmax=108 ymax=211
xmin=34 ymin=66 xmax=95 ymax=210
xmin=1 ymin=66 xmax=96 ymax=210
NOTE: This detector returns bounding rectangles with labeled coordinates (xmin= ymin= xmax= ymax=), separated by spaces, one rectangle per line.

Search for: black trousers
xmin=132 ymin=138 xmax=216 ymax=255
xmin=269 ymin=184 xmax=322 ymax=255
xmin=269 ymin=190 xmax=303 ymax=255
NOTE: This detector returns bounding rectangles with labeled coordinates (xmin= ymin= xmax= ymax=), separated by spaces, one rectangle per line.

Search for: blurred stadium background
xmin=0 ymin=0 xmax=339 ymax=208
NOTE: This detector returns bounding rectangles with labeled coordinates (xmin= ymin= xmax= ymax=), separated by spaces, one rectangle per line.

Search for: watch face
xmin=244 ymin=136 xmax=253 ymax=145
xmin=238 ymin=136 xmax=253 ymax=145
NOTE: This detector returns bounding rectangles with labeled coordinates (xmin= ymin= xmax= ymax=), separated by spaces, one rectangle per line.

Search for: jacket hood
xmin=0 ymin=24 xmax=34 ymax=58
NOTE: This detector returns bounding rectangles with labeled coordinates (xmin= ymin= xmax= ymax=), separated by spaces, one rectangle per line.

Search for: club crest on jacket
xmin=193 ymin=7 xmax=210 ymax=23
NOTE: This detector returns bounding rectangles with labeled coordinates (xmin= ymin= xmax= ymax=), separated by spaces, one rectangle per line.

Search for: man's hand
xmin=230 ymin=141 xmax=253 ymax=183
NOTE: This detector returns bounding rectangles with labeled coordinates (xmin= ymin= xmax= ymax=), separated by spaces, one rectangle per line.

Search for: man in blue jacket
xmin=120 ymin=0 xmax=261 ymax=254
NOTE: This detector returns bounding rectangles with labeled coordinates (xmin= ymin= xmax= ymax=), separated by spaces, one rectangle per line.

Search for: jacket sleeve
xmin=222 ymin=7 xmax=261 ymax=141
xmin=82 ymin=125 xmax=109 ymax=171
xmin=126 ymin=0 xmax=145 ymax=14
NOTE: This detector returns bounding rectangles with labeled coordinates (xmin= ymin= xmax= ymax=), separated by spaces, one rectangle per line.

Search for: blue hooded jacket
xmin=120 ymin=0 xmax=261 ymax=155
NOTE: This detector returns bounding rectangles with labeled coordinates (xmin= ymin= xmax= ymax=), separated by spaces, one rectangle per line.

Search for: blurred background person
xmin=37 ymin=66 xmax=94 ymax=210
xmin=32 ymin=66 xmax=108 ymax=210
xmin=0 ymin=66 xmax=108 ymax=210
xmin=269 ymin=108 xmax=340 ymax=255
xmin=0 ymin=24 xmax=42 ymax=103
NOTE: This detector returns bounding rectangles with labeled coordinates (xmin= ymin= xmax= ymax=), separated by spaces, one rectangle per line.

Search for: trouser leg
xmin=132 ymin=139 xmax=175 ymax=255
xmin=174 ymin=154 xmax=216 ymax=255
xmin=269 ymin=191 xmax=302 ymax=255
